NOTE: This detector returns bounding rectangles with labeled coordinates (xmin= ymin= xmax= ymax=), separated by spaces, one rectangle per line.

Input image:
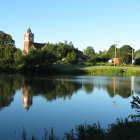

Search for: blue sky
xmin=0 ymin=0 xmax=140 ymax=52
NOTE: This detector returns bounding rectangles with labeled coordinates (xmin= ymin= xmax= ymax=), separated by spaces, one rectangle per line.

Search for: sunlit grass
xmin=52 ymin=64 xmax=140 ymax=76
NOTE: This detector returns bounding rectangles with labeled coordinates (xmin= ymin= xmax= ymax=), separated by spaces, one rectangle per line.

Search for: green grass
xmin=52 ymin=64 xmax=140 ymax=76
xmin=1 ymin=63 xmax=140 ymax=76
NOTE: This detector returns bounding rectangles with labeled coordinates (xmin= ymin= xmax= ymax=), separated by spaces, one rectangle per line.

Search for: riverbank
xmin=1 ymin=64 xmax=140 ymax=76
xmin=52 ymin=64 xmax=140 ymax=76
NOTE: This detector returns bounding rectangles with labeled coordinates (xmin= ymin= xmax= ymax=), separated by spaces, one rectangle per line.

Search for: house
xmin=112 ymin=58 xmax=120 ymax=64
xmin=109 ymin=58 xmax=120 ymax=64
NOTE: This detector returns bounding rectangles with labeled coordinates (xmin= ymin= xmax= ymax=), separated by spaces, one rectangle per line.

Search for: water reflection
xmin=0 ymin=74 xmax=140 ymax=110
xmin=106 ymin=77 xmax=135 ymax=98
xmin=22 ymin=87 xmax=33 ymax=109
xmin=0 ymin=74 xmax=22 ymax=110
xmin=83 ymin=82 xmax=94 ymax=94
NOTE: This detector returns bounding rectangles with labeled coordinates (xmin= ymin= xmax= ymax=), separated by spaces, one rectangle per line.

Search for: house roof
xmin=33 ymin=42 xmax=46 ymax=49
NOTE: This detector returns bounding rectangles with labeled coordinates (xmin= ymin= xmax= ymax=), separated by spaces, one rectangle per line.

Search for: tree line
xmin=1 ymin=30 xmax=140 ymax=73
xmin=84 ymin=45 xmax=140 ymax=65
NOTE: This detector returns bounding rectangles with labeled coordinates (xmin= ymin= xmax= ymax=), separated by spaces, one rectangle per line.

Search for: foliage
xmin=65 ymin=51 xmax=77 ymax=64
xmin=0 ymin=31 xmax=15 ymax=46
xmin=14 ymin=48 xmax=22 ymax=64
xmin=83 ymin=46 xmax=96 ymax=63
xmin=117 ymin=45 xmax=133 ymax=64
xmin=1 ymin=30 xmax=140 ymax=73
xmin=135 ymin=54 xmax=140 ymax=65
xmin=83 ymin=46 xmax=95 ymax=57
xmin=130 ymin=96 xmax=140 ymax=119
xmin=21 ymin=49 xmax=56 ymax=73
xmin=42 ymin=41 xmax=78 ymax=61
xmin=0 ymin=31 xmax=20 ymax=65
xmin=19 ymin=119 xmax=140 ymax=140
xmin=107 ymin=119 xmax=140 ymax=140
xmin=134 ymin=49 xmax=140 ymax=58
xmin=0 ymin=45 xmax=15 ymax=64
xmin=106 ymin=45 xmax=117 ymax=59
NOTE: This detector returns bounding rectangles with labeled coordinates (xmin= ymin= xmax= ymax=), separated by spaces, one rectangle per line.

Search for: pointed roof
xmin=27 ymin=28 xmax=31 ymax=33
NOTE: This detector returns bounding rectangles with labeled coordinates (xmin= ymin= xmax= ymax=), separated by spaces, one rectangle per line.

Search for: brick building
xmin=24 ymin=28 xmax=46 ymax=53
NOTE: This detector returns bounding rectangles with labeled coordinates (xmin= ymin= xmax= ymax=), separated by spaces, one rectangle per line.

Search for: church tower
xmin=24 ymin=28 xmax=34 ymax=53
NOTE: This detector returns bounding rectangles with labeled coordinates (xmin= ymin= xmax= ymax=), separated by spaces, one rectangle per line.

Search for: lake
xmin=0 ymin=74 xmax=139 ymax=139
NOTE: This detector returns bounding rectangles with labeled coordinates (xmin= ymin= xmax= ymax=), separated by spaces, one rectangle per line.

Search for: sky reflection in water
xmin=0 ymin=74 xmax=139 ymax=139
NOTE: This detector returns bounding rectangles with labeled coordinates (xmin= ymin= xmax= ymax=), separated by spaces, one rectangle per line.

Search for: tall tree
xmin=0 ymin=31 xmax=17 ymax=65
xmin=66 ymin=51 xmax=77 ymax=64
xmin=83 ymin=46 xmax=95 ymax=57
xmin=117 ymin=45 xmax=133 ymax=64
xmin=106 ymin=45 xmax=118 ymax=59
xmin=0 ymin=31 xmax=15 ymax=46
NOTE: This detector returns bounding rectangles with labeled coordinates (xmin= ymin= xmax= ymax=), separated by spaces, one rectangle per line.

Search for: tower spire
xmin=27 ymin=28 xmax=31 ymax=33
xmin=24 ymin=28 xmax=34 ymax=53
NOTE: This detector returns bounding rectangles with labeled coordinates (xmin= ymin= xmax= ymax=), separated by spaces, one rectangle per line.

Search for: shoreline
xmin=1 ymin=64 xmax=140 ymax=77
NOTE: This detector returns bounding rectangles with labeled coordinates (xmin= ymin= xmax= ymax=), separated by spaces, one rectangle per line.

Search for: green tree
xmin=134 ymin=49 xmax=140 ymax=57
xmin=83 ymin=46 xmax=95 ymax=57
xmin=117 ymin=45 xmax=133 ymax=64
xmin=22 ymin=49 xmax=56 ymax=72
xmin=0 ymin=31 xmax=15 ymax=46
xmin=14 ymin=48 xmax=22 ymax=64
xmin=0 ymin=45 xmax=17 ymax=64
xmin=135 ymin=54 xmax=140 ymax=65
xmin=66 ymin=51 xmax=77 ymax=64
xmin=83 ymin=46 xmax=96 ymax=63
xmin=106 ymin=45 xmax=118 ymax=59
xmin=42 ymin=41 xmax=77 ymax=61
xmin=0 ymin=31 xmax=16 ymax=65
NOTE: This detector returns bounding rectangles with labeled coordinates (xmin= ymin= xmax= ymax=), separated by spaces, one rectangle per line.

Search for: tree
xmin=14 ymin=48 xmax=22 ymax=64
xmin=117 ymin=45 xmax=133 ymax=64
xmin=83 ymin=46 xmax=95 ymax=57
xmin=0 ymin=45 xmax=17 ymax=65
xmin=65 ymin=51 xmax=77 ymax=64
xmin=0 ymin=31 xmax=16 ymax=65
xmin=106 ymin=45 xmax=118 ymax=59
xmin=134 ymin=49 xmax=140 ymax=58
xmin=22 ymin=49 xmax=56 ymax=70
xmin=135 ymin=54 xmax=140 ymax=65
xmin=0 ymin=31 xmax=15 ymax=46
xmin=83 ymin=46 xmax=97 ymax=63
xmin=42 ymin=41 xmax=77 ymax=61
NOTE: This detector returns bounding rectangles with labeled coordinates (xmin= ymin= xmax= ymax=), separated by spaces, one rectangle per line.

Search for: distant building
xmin=24 ymin=28 xmax=46 ymax=53
xmin=109 ymin=58 xmax=120 ymax=64
xmin=23 ymin=28 xmax=87 ymax=62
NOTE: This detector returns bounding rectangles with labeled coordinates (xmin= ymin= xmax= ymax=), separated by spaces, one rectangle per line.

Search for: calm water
xmin=0 ymin=74 xmax=139 ymax=139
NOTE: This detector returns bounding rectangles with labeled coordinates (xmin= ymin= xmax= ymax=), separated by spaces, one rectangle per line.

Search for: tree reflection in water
xmin=0 ymin=75 xmax=140 ymax=110
xmin=0 ymin=74 xmax=22 ymax=110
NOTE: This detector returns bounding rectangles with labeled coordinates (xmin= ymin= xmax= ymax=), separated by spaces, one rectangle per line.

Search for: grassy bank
xmin=52 ymin=64 xmax=140 ymax=76
xmin=0 ymin=64 xmax=140 ymax=76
